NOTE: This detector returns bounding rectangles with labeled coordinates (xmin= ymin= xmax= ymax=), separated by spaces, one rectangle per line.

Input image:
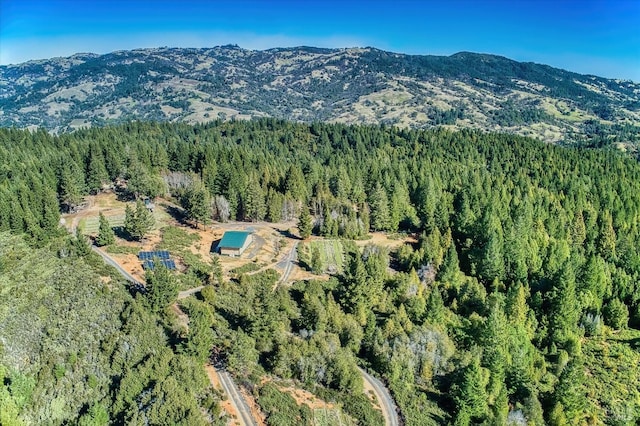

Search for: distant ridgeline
xmin=1 ymin=46 xmax=639 ymax=148
xmin=1 ymin=119 xmax=640 ymax=423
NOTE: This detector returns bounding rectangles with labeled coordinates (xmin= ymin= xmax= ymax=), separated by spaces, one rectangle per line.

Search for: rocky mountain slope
xmin=1 ymin=45 xmax=639 ymax=145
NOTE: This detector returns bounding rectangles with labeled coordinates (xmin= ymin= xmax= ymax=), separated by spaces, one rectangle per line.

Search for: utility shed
xmin=218 ymin=231 xmax=253 ymax=257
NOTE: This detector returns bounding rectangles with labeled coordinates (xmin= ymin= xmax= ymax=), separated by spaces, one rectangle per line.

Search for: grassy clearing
xmin=104 ymin=244 xmax=139 ymax=255
xmin=156 ymin=226 xmax=200 ymax=252
xmin=307 ymin=240 xmax=344 ymax=274
xmin=230 ymin=262 xmax=262 ymax=275
xmin=313 ymin=407 xmax=355 ymax=426
xmin=81 ymin=214 xmax=125 ymax=234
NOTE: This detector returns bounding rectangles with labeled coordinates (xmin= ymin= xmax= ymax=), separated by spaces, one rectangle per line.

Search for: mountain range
xmin=2 ymin=45 xmax=639 ymax=147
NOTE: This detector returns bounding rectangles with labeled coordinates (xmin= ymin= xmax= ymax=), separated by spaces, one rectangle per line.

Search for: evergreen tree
xmin=311 ymin=245 xmax=323 ymax=274
xmin=453 ymin=357 xmax=489 ymax=420
xmin=182 ymin=180 xmax=211 ymax=228
xmin=480 ymin=225 xmax=506 ymax=283
xmin=340 ymin=251 xmax=369 ymax=323
xmin=244 ymin=176 xmax=266 ymax=222
xmin=370 ymin=183 xmax=392 ymax=232
xmin=571 ymin=210 xmax=587 ymax=248
xmin=145 ymin=263 xmax=178 ymax=313
xmin=550 ymin=263 xmax=580 ymax=349
xmin=298 ymin=208 xmax=312 ymax=239
xmin=437 ymin=240 xmax=460 ymax=284
xmin=284 ymin=164 xmax=308 ymax=202
xmin=95 ymin=213 xmax=115 ymax=246
xmin=59 ymin=166 xmax=84 ymax=213
xmin=124 ymin=200 xmax=155 ymax=241
xmin=179 ymin=301 xmax=214 ymax=362
xmin=554 ymin=357 xmax=589 ymax=423
xmin=597 ymin=212 xmax=616 ymax=261
xmin=266 ymin=188 xmax=284 ymax=222
xmin=74 ymin=227 xmax=91 ymax=257
xmin=603 ymin=298 xmax=628 ymax=330
xmin=86 ymin=149 xmax=109 ymax=194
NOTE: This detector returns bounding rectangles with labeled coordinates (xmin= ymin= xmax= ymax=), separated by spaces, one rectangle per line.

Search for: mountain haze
xmin=2 ymin=45 xmax=639 ymax=145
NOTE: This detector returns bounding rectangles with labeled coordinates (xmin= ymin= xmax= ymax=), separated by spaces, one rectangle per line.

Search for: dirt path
xmin=92 ymin=245 xmax=142 ymax=285
xmin=93 ymin=245 xmax=258 ymax=426
xmin=358 ymin=368 xmax=400 ymax=426
xmin=217 ymin=368 xmax=257 ymax=426
xmin=276 ymin=241 xmax=299 ymax=286
xmin=177 ymin=285 xmax=204 ymax=299
xmin=205 ymin=365 xmax=245 ymax=426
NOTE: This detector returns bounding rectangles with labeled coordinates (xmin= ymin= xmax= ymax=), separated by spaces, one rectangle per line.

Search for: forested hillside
xmin=1 ymin=119 xmax=640 ymax=424
xmin=2 ymin=46 xmax=639 ymax=149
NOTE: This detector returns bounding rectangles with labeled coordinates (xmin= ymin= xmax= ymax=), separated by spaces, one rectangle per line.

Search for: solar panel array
xmin=138 ymin=251 xmax=170 ymax=260
xmin=142 ymin=259 xmax=176 ymax=270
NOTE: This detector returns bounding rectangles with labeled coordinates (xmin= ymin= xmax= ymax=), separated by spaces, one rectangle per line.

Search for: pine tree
xmin=182 ymin=181 xmax=211 ymax=228
xmin=243 ymin=177 xmax=266 ymax=222
xmin=453 ymin=357 xmax=489 ymax=420
xmin=554 ymin=357 xmax=589 ymax=423
xmin=480 ymin=220 xmax=506 ymax=283
xmin=124 ymin=200 xmax=155 ymax=241
xmin=340 ymin=251 xmax=369 ymax=316
xmin=95 ymin=213 xmax=115 ymax=246
xmin=59 ymin=166 xmax=84 ymax=213
xmin=298 ymin=208 xmax=312 ymax=239
xmin=437 ymin=241 xmax=460 ymax=285
xmin=74 ymin=227 xmax=91 ymax=256
xmin=311 ymin=244 xmax=323 ymax=274
xmin=86 ymin=149 xmax=109 ymax=194
xmin=597 ymin=212 xmax=616 ymax=261
xmin=550 ymin=263 xmax=580 ymax=348
xmin=571 ymin=210 xmax=587 ymax=248
xmin=145 ymin=263 xmax=178 ymax=312
xmin=370 ymin=183 xmax=392 ymax=232
xmin=284 ymin=164 xmax=308 ymax=202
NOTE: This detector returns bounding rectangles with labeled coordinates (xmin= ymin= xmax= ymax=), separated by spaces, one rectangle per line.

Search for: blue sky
xmin=1 ymin=0 xmax=639 ymax=80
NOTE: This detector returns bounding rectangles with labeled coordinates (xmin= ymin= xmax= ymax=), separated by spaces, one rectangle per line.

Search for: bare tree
xmin=212 ymin=195 xmax=230 ymax=222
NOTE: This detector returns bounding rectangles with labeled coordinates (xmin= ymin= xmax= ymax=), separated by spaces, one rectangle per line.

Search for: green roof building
xmin=218 ymin=231 xmax=253 ymax=256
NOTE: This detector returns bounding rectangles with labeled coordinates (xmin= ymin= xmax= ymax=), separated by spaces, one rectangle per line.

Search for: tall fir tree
xmin=124 ymin=200 xmax=155 ymax=241
xmin=298 ymin=208 xmax=312 ymax=239
xmin=95 ymin=213 xmax=115 ymax=246
xmin=182 ymin=180 xmax=211 ymax=228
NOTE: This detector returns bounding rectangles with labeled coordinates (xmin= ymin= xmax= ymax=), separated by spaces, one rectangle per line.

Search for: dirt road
xmin=358 ymin=368 xmax=400 ymax=426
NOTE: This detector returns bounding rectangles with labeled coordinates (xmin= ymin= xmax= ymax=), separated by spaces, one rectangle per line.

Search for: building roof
xmin=218 ymin=231 xmax=252 ymax=249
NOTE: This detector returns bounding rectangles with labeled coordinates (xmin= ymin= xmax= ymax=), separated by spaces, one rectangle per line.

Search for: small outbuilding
xmin=218 ymin=231 xmax=253 ymax=257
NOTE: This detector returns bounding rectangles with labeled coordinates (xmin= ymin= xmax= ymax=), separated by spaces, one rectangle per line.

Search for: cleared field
xmin=80 ymin=208 xmax=170 ymax=236
xmin=314 ymin=407 xmax=355 ymax=426
xmin=81 ymin=214 xmax=126 ymax=234
xmin=307 ymin=239 xmax=344 ymax=274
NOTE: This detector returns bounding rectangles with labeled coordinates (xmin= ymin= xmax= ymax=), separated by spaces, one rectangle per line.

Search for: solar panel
xmin=139 ymin=251 xmax=156 ymax=260
xmin=140 ymin=251 xmax=174 ymax=270
xmin=161 ymin=259 xmax=176 ymax=269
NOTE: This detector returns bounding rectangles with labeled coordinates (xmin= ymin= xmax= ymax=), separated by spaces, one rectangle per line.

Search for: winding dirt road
xmin=358 ymin=367 xmax=400 ymax=426
xmin=92 ymin=247 xmax=257 ymax=426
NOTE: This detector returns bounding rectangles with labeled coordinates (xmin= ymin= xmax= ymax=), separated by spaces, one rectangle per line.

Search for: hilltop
xmin=1 ymin=45 xmax=639 ymax=147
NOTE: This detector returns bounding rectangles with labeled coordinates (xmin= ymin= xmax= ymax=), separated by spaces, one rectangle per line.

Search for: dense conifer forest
xmin=1 ymin=119 xmax=639 ymax=424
